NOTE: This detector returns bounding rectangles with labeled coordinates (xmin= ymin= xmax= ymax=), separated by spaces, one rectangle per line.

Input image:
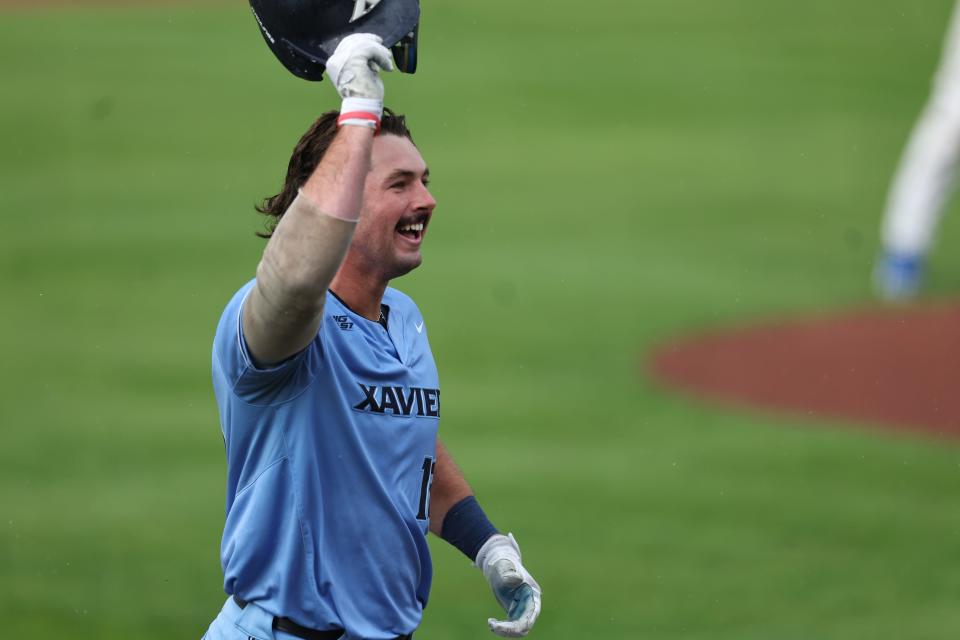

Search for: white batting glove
xmin=325 ymin=34 xmax=394 ymax=129
xmin=475 ymin=533 xmax=543 ymax=637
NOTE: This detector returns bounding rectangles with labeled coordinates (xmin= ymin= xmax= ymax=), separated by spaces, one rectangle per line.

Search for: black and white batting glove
xmin=325 ymin=33 xmax=394 ymax=130
xmin=475 ymin=533 xmax=543 ymax=637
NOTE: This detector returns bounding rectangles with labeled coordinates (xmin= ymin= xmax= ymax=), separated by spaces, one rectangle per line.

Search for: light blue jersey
xmin=211 ymin=280 xmax=440 ymax=639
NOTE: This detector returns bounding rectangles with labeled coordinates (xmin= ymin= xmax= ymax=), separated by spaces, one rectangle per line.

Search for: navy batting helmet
xmin=249 ymin=0 xmax=420 ymax=81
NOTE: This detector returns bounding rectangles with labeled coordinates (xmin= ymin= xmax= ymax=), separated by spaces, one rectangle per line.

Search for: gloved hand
xmin=325 ymin=33 xmax=394 ymax=101
xmin=475 ymin=533 xmax=543 ymax=637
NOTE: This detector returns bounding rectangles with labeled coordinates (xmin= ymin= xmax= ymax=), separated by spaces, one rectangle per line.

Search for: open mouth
xmin=396 ymin=216 xmax=428 ymax=242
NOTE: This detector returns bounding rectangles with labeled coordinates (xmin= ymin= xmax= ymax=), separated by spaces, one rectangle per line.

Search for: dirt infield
xmin=648 ymin=301 xmax=960 ymax=438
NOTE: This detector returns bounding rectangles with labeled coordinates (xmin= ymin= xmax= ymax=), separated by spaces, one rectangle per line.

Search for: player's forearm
xmin=258 ymin=126 xmax=372 ymax=299
xmin=431 ymin=441 xmax=500 ymax=565
xmin=300 ymin=125 xmax=374 ymax=222
xmin=429 ymin=441 xmax=474 ymax=536
xmin=244 ymin=127 xmax=373 ymax=366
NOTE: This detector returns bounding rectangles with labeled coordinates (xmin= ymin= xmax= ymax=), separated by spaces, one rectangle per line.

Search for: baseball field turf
xmin=2 ymin=0 xmax=960 ymax=637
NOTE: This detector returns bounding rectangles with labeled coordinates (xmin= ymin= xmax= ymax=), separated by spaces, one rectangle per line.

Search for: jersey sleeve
xmin=212 ymin=280 xmax=322 ymax=405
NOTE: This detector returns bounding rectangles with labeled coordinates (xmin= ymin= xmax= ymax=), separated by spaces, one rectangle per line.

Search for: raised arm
xmin=242 ymin=34 xmax=395 ymax=367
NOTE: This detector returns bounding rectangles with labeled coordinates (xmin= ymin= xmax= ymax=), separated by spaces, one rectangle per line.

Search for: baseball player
xmin=876 ymin=2 xmax=960 ymax=299
xmin=201 ymin=35 xmax=542 ymax=640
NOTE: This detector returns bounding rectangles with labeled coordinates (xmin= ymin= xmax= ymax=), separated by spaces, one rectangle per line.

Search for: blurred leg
xmin=878 ymin=1 xmax=960 ymax=297
xmin=882 ymin=92 xmax=960 ymax=256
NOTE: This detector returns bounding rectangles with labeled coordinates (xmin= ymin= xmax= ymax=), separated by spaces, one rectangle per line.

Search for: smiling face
xmin=346 ymin=133 xmax=437 ymax=282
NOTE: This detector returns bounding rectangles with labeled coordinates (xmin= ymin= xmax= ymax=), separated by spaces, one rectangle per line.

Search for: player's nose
xmin=414 ymin=181 xmax=436 ymax=213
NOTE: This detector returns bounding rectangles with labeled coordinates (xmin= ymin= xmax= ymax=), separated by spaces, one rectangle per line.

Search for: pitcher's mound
xmin=648 ymin=302 xmax=960 ymax=437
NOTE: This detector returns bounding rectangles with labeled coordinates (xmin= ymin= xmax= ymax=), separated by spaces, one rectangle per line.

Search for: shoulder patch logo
xmin=333 ymin=315 xmax=354 ymax=330
xmin=415 ymin=321 xmax=424 ymax=334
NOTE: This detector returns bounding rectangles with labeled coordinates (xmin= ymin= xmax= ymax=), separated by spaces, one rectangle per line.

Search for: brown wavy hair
xmin=255 ymin=108 xmax=414 ymax=238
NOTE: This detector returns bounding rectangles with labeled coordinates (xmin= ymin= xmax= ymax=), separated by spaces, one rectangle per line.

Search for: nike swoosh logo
xmin=415 ymin=321 xmax=424 ymax=334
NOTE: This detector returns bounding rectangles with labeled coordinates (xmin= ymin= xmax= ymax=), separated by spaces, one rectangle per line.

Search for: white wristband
xmin=338 ymin=97 xmax=383 ymax=130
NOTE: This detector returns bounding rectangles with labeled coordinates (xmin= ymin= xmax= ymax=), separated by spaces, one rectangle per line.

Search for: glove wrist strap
xmin=338 ymin=97 xmax=383 ymax=131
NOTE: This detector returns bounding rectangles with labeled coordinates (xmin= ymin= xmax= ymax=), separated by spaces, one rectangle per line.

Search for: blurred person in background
xmin=876 ymin=2 xmax=960 ymax=300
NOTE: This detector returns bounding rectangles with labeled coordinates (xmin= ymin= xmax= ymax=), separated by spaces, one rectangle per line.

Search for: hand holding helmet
xmin=326 ymin=33 xmax=394 ymax=101
xmin=326 ymin=33 xmax=394 ymax=129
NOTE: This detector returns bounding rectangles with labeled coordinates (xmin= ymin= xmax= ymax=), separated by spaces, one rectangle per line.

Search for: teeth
xmin=399 ymin=223 xmax=424 ymax=232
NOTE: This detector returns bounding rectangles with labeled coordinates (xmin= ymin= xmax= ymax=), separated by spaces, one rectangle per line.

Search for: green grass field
xmin=3 ymin=1 xmax=960 ymax=637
